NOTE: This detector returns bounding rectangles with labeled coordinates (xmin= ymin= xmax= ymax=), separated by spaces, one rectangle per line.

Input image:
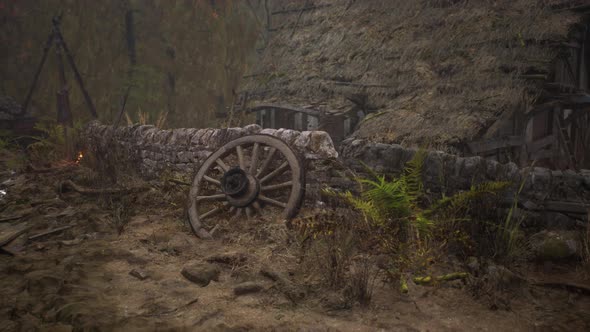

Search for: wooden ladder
xmin=555 ymin=115 xmax=577 ymax=169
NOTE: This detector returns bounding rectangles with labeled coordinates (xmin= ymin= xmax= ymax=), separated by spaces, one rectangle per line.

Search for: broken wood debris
xmin=271 ymin=4 xmax=332 ymax=15
xmin=0 ymin=223 xmax=31 ymax=247
xmin=28 ymin=225 xmax=73 ymax=241
xmin=0 ymin=213 xmax=31 ymax=223
xmin=413 ymin=272 xmax=469 ymax=285
xmin=58 ymin=180 xmax=150 ymax=196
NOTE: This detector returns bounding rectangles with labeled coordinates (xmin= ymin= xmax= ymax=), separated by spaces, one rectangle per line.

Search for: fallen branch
xmin=28 ymin=225 xmax=73 ymax=241
xmin=271 ymin=4 xmax=331 ymax=15
xmin=532 ymin=281 xmax=590 ymax=295
xmin=167 ymin=178 xmax=191 ymax=186
xmin=0 ymin=213 xmax=30 ymax=223
xmin=413 ymin=272 xmax=469 ymax=285
xmin=27 ymin=164 xmax=77 ymax=173
xmin=0 ymin=223 xmax=31 ymax=246
xmin=58 ymin=180 xmax=150 ymax=196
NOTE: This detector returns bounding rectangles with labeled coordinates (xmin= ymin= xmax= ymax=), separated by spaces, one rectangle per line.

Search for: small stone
xmin=168 ymin=233 xmax=198 ymax=252
xmin=181 ymin=263 xmax=220 ymax=287
xmin=129 ymin=269 xmax=149 ymax=280
xmin=233 ymin=282 xmax=264 ymax=296
xmin=530 ymin=230 xmax=581 ymax=261
xmin=485 ymin=264 xmax=522 ymax=288
xmin=466 ymin=256 xmax=480 ymax=274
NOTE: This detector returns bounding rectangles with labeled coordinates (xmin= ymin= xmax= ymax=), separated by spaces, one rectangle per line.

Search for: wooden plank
xmin=248 ymin=103 xmax=321 ymax=117
xmin=542 ymin=201 xmax=590 ymax=214
xmin=468 ymin=136 xmax=524 ymax=154
xmin=530 ymin=149 xmax=554 ymax=160
xmin=527 ymin=135 xmax=555 ymax=154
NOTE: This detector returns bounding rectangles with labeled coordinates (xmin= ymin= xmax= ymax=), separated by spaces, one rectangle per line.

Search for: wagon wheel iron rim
xmin=187 ymin=134 xmax=305 ymax=238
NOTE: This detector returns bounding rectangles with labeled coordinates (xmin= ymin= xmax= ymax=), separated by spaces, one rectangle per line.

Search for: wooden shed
xmin=247 ymin=104 xmax=355 ymax=145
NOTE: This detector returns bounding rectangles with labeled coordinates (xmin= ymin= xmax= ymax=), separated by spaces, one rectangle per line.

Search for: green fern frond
xmin=402 ymin=149 xmax=427 ymax=204
xmin=415 ymin=212 xmax=434 ymax=236
xmin=426 ymin=181 xmax=510 ymax=217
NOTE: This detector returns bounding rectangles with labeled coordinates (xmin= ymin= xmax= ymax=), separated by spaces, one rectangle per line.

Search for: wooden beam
xmin=527 ymin=135 xmax=555 ymax=154
xmin=542 ymin=201 xmax=590 ymax=214
xmin=468 ymin=136 xmax=524 ymax=154
xmin=530 ymin=149 xmax=554 ymax=160
xmin=248 ymin=103 xmax=322 ymax=117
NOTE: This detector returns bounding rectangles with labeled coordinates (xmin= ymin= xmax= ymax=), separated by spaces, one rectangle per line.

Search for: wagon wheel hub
xmin=221 ymin=168 xmax=260 ymax=208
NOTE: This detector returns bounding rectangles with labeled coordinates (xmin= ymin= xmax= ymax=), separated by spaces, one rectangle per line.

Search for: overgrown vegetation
xmin=295 ymin=150 xmax=521 ymax=306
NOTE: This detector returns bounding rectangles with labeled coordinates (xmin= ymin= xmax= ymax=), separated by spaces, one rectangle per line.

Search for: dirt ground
xmin=1 ymin=165 xmax=589 ymax=331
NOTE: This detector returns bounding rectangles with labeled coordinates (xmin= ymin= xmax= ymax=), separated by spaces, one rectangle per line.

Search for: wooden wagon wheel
xmin=187 ymin=134 xmax=305 ymax=238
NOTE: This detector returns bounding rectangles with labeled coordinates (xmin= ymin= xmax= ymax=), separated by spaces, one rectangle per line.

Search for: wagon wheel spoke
xmin=258 ymin=195 xmax=287 ymax=208
xmin=257 ymin=147 xmax=277 ymax=178
xmin=260 ymin=161 xmax=289 ymax=184
xmin=252 ymin=201 xmax=262 ymax=213
xmin=249 ymin=142 xmax=260 ymax=174
xmin=187 ymin=134 xmax=305 ymax=238
xmin=199 ymin=207 xmax=223 ymax=220
xmin=215 ymin=158 xmax=229 ymax=172
xmin=204 ymin=175 xmax=221 ymax=186
xmin=236 ymin=145 xmax=246 ymax=170
xmin=261 ymin=181 xmax=292 ymax=192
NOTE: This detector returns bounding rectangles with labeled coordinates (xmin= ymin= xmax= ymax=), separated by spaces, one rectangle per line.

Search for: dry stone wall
xmin=340 ymin=138 xmax=590 ymax=230
xmin=83 ymin=120 xmax=338 ymax=181
xmin=84 ymin=122 xmax=589 ymax=230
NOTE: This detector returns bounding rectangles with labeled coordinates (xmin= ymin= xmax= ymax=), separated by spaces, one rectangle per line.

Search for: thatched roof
xmin=241 ymin=0 xmax=588 ymax=153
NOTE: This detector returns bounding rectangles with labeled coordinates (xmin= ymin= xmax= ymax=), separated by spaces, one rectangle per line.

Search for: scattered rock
xmin=260 ymin=266 xmax=305 ymax=302
xmin=233 ymin=282 xmax=264 ymax=296
xmin=321 ymin=292 xmax=350 ymax=310
xmin=168 ymin=233 xmax=198 ymax=252
xmin=544 ymin=212 xmax=577 ymax=230
xmin=530 ymin=230 xmax=581 ymax=261
xmin=60 ymin=238 xmax=83 ymax=246
xmin=181 ymin=263 xmax=220 ymax=287
xmin=466 ymin=256 xmax=480 ymax=274
xmin=484 ymin=264 xmax=523 ymax=288
xmin=129 ymin=268 xmax=149 ymax=280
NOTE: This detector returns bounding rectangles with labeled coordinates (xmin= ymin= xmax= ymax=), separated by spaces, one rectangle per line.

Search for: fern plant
xmin=26 ymin=120 xmax=84 ymax=164
xmin=326 ymin=149 xmax=511 ymax=241
xmin=325 ymin=149 xmax=432 ymax=237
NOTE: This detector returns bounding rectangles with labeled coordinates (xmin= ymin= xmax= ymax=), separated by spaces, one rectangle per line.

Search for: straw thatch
xmin=241 ymin=0 xmax=587 ymax=153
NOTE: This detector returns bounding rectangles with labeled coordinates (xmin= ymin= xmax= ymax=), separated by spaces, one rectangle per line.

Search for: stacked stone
xmin=83 ymin=121 xmax=339 ymax=195
xmin=340 ymin=137 xmax=590 ymax=231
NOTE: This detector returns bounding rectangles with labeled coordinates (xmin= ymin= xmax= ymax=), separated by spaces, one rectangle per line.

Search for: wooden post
xmin=55 ymin=32 xmax=73 ymax=160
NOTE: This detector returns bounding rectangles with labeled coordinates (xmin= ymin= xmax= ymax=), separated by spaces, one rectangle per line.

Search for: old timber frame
xmin=469 ymin=15 xmax=590 ymax=170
